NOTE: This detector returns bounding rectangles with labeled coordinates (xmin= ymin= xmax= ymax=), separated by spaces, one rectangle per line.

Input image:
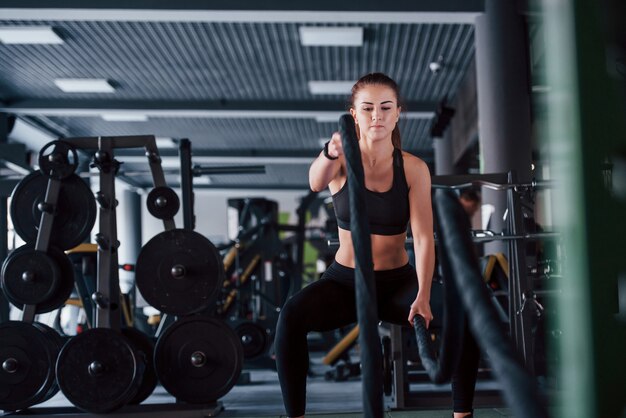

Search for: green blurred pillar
xmin=542 ymin=0 xmax=626 ymax=417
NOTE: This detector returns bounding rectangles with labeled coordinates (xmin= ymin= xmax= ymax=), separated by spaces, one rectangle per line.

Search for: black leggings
xmin=275 ymin=261 xmax=480 ymax=416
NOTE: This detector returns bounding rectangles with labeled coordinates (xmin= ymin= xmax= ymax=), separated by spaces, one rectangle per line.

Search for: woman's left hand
xmin=408 ymin=296 xmax=433 ymax=328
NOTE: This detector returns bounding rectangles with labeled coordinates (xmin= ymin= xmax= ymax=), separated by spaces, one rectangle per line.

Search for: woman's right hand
xmin=309 ymin=132 xmax=344 ymax=191
xmin=326 ymin=132 xmax=344 ymax=159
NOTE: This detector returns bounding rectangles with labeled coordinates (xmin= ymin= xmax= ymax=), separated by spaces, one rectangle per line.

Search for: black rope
xmin=412 ymin=227 xmax=464 ymax=383
xmin=337 ymin=110 xmax=546 ymax=416
xmin=433 ymin=188 xmax=548 ymax=418
xmin=338 ymin=114 xmax=383 ymax=418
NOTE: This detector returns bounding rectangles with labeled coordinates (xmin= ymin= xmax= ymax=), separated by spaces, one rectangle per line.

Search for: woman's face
xmin=350 ymin=84 xmax=400 ymax=142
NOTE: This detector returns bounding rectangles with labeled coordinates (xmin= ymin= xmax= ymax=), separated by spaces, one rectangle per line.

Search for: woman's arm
xmin=309 ymin=132 xmax=344 ymax=192
xmin=404 ymin=154 xmax=435 ymax=328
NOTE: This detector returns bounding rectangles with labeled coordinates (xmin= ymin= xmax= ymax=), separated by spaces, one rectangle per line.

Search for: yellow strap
xmin=221 ymin=289 xmax=238 ymax=313
xmin=223 ymin=247 xmax=238 ymax=271
xmin=240 ymin=255 xmax=262 ymax=285
xmin=483 ymin=255 xmax=497 ymax=283
xmin=322 ymin=325 xmax=360 ymax=365
xmin=147 ymin=315 xmax=161 ymax=326
xmin=121 ymin=293 xmax=133 ymax=327
xmin=66 ymin=243 xmax=98 ymax=254
xmin=64 ymin=298 xmax=83 ymax=307
xmin=494 ymin=252 xmax=510 ymax=279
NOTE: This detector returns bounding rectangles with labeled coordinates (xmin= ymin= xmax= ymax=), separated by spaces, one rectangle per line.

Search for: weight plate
xmin=56 ymin=328 xmax=143 ymax=413
xmin=10 ymin=172 xmax=96 ymax=251
xmin=135 ymin=229 xmax=223 ymax=315
xmin=38 ymin=140 xmax=79 ymax=180
xmin=2 ymin=245 xmax=75 ymax=314
xmin=235 ymin=322 xmax=269 ymax=360
xmin=121 ymin=327 xmax=157 ymax=405
xmin=154 ymin=316 xmax=243 ymax=403
xmin=31 ymin=322 xmax=63 ymax=402
xmin=0 ymin=321 xmax=58 ymax=411
xmin=1 ymin=247 xmax=60 ymax=306
xmin=146 ymin=187 xmax=180 ymax=220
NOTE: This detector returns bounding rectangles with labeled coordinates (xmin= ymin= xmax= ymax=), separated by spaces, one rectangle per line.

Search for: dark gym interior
xmin=1 ymin=1 xmax=626 ymax=418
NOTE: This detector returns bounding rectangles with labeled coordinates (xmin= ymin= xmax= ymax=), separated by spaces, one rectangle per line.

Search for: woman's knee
xmin=277 ymin=297 xmax=306 ymax=335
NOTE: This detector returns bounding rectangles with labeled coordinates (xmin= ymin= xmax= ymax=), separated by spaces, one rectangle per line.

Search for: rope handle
xmin=412 ymin=314 xmax=443 ymax=383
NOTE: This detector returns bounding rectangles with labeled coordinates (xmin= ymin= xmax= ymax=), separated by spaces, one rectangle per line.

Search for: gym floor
xmin=20 ymin=354 xmax=514 ymax=418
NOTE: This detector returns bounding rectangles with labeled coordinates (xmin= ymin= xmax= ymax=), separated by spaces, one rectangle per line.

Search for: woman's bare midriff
xmin=334 ymin=227 xmax=409 ymax=271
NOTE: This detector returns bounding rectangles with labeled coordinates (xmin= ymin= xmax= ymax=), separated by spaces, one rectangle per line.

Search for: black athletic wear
xmin=331 ymin=148 xmax=410 ymax=235
xmin=275 ymin=262 xmax=480 ymax=416
xmin=276 ymin=149 xmax=479 ymax=416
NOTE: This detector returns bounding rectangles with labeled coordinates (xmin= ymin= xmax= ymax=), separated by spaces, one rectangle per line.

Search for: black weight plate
xmin=37 ymin=246 xmax=75 ymax=314
xmin=0 ymin=321 xmax=57 ymax=411
xmin=235 ymin=322 xmax=269 ymax=360
xmin=1 ymin=247 xmax=60 ymax=306
xmin=154 ymin=316 xmax=243 ymax=403
xmin=122 ymin=328 xmax=157 ymax=405
xmin=10 ymin=172 xmax=96 ymax=251
xmin=135 ymin=229 xmax=223 ymax=315
xmin=31 ymin=322 xmax=63 ymax=402
xmin=146 ymin=187 xmax=180 ymax=220
xmin=56 ymin=328 xmax=142 ymax=413
xmin=2 ymin=245 xmax=75 ymax=314
xmin=38 ymin=140 xmax=79 ymax=180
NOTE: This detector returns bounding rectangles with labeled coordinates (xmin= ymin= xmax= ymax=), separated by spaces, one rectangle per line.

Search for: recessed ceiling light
xmin=192 ymin=176 xmax=212 ymax=185
xmin=54 ymin=78 xmax=115 ymax=93
xmin=299 ymin=27 xmax=363 ymax=47
xmin=0 ymin=26 xmax=63 ymax=44
xmin=308 ymin=81 xmax=354 ymax=95
xmin=315 ymin=113 xmax=344 ymax=123
xmin=101 ymin=113 xmax=148 ymax=122
xmin=155 ymin=138 xmax=177 ymax=148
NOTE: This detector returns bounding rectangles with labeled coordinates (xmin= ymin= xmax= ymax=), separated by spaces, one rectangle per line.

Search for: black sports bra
xmin=331 ymin=148 xmax=410 ymax=235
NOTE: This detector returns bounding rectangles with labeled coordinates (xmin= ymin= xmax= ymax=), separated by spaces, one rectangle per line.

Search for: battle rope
xmin=338 ymin=114 xmax=383 ymax=418
xmin=339 ymin=112 xmax=547 ymax=417
xmin=429 ymin=188 xmax=548 ymax=418
xmin=412 ymin=225 xmax=464 ymax=384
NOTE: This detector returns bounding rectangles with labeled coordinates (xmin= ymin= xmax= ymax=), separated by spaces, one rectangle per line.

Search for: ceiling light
xmin=299 ymin=27 xmax=363 ymax=47
xmin=308 ymin=81 xmax=354 ymax=95
xmin=428 ymin=55 xmax=444 ymax=75
xmin=192 ymin=176 xmax=212 ymax=185
xmin=314 ymin=113 xmax=344 ymax=123
xmin=0 ymin=26 xmax=63 ymax=44
xmin=101 ymin=113 xmax=148 ymax=122
xmin=54 ymin=78 xmax=115 ymax=93
xmin=155 ymin=138 xmax=177 ymax=149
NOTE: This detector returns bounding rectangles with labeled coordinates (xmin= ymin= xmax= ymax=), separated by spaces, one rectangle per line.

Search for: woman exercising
xmin=275 ymin=73 xmax=479 ymax=418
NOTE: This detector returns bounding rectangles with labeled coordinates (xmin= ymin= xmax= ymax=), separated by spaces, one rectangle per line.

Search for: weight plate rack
xmin=1 ymin=136 xmax=242 ymax=416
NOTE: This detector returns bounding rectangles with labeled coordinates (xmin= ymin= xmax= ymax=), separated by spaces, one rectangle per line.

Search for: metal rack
xmin=376 ymin=172 xmax=557 ymax=409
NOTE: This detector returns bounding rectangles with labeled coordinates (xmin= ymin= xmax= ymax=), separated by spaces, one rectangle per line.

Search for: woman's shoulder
xmin=400 ymin=150 xmax=429 ymax=173
xmin=399 ymin=150 xmax=431 ymax=192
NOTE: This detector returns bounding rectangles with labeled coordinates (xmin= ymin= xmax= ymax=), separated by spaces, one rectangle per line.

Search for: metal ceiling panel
xmin=0 ymin=14 xmax=477 ymax=188
xmin=0 ymin=21 xmax=473 ymax=102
